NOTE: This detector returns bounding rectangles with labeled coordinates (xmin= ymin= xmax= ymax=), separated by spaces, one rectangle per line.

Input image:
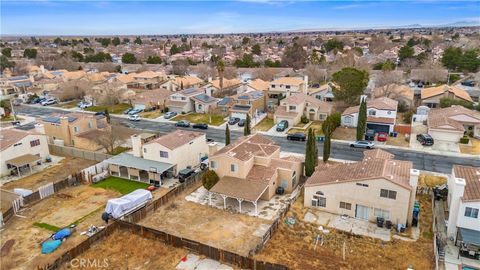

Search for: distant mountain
xmin=443 ymin=21 xmax=480 ymax=27
xmin=289 ymin=21 xmax=480 ymax=32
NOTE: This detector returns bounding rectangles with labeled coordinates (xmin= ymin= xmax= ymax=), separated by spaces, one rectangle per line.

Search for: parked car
xmin=377 ymin=132 xmax=388 ymax=142
xmin=228 ymin=117 xmax=240 ymax=125
xmin=365 ymin=129 xmax=375 ymax=141
xmin=192 ymin=123 xmax=208 ymax=129
xmin=41 ymin=98 xmax=57 ymax=106
xmin=164 ymin=111 xmax=177 ymax=119
xmin=178 ymin=168 xmax=195 ymax=183
xmin=123 ymin=108 xmax=133 ymax=114
xmin=461 ymin=80 xmax=475 ymax=87
xmin=78 ymin=101 xmax=93 ymax=109
xmin=287 ymin=133 xmax=307 ymax=141
xmin=238 ymin=119 xmax=246 ymax=127
xmin=276 ymin=120 xmax=289 ymax=132
xmin=34 ymin=97 xmax=46 ymax=104
xmin=128 ymin=108 xmax=143 ymax=115
xmin=94 ymin=111 xmax=106 ymax=116
xmin=175 ymin=120 xmax=190 ymax=127
xmin=350 ymin=140 xmax=375 ymax=149
xmin=416 ymin=134 xmax=434 ymax=146
xmin=128 ymin=114 xmax=140 ymax=121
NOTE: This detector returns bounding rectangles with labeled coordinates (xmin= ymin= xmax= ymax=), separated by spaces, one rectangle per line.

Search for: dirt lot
xmin=255 ymin=194 xmax=434 ymax=270
xmin=139 ymin=193 xmax=272 ymax=256
xmin=332 ymin=126 xmax=356 ymax=140
xmin=1 ymin=157 xmax=96 ymax=191
xmin=57 ymin=229 xmax=188 ymax=270
xmin=0 ymin=185 xmax=118 ymax=270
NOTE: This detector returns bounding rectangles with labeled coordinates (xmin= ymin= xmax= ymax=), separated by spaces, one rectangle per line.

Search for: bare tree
xmin=410 ymin=68 xmax=448 ymax=84
xmin=252 ymin=67 xmax=277 ymax=81
xmin=171 ymin=59 xmax=189 ymax=75
xmin=196 ymin=63 xmax=217 ymax=80
xmin=93 ymin=125 xmax=134 ymax=154
xmin=93 ymin=81 xmax=126 ymax=105
xmin=55 ymin=80 xmax=92 ymax=101
xmin=97 ymin=62 xmax=119 ymax=73
xmin=369 ymin=35 xmax=389 ymax=55
xmin=223 ymin=67 xmax=238 ymax=80
xmin=374 ymin=70 xmax=404 ymax=88
xmin=305 ymin=64 xmax=327 ymax=84
xmin=37 ymin=56 xmax=81 ymax=71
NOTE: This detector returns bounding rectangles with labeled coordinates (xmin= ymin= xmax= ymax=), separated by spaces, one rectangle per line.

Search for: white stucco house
xmin=166 ymin=88 xmax=205 ymax=114
xmin=447 ymin=165 xmax=480 ymax=256
xmin=341 ymin=97 xmax=398 ymax=134
xmin=427 ymin=105 xmax=480 ymax=142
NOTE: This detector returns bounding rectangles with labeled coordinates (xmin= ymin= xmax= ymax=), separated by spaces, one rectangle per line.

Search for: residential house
xmin=309 ymin=83 xmax=335 ymax=102
xmin=341 ymin=97 xmax=398 ymax=134
xmin=0 ymin=127 xmax=49 ymax=177
xmin=268 ymin=76 xmax=308 ymax=98
xmin=208 ymin=134 xmax=303 ymax=215
xmin=246 ymin=79 xmax=270 ymax=93
xmin=191 ymin=94 xmax=219 ymax=113
xmin=0 ymin=75 xmax=34 ymax=95
xmin=427 ymin=105 xmax=480 ymax=142
xmin=41 ymin=112 xmax=109 ymax=151
xmin=166 ymin=88 xmax=205 ymax=113
xmin=446 ymin=165 xmax=480 ymax=254
xmin=130 ymin=71 xmax=166 ymax=89
xmin=228 ymin=90 xmax=265 ymax=120
xmin=160 ymin=76 xmax=203 ymax=92
xmin=372 ymin=84 xmax=414 ymax=109
xmin=204 ymin=78 xmax=242 ymax=98
xmin=274 ymin=93 xmax=333 ymax=126
xmin=421 ymin=85 xmax=473 ymax=108
xmin=304 ymin=149 xmax=419 ymax=226
xmin=106 ymin=130 xmax=208 ymax=186
xmin=131 ymin=88 xmax=171 ymax=110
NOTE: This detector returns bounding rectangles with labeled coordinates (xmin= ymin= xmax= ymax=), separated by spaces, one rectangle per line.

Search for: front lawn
xmin=54 ymin=100 xmax=78 ymax=109
xmin=0 ymin=115 xmax=23 ymax=122
xmin=172 ymin=113 xmax=225 ymax=126
xmin=85 ymin=103 xmax=131 ymax=114
xmin=91 ymin=176 xmax=149 ymax=195
xmin=254 ymin=117 xmax=275 ymax=131
xmin=140 ymin=110 xmax=163 ymax=119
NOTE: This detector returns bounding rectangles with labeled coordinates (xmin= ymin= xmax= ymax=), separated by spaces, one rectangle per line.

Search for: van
xmin=416 ymin=134 xmax=434 ymax=146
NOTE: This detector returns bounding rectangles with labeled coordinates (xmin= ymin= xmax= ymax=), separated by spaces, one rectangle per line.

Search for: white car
xmin=78 ymin=101 xmax=93 ymax=109
xmin=350 ymin=140 xmax=375 ymax=149
xmin=128 ymin=114 xmax=140 ymax=121
xmin=41 ymin=98 xmax=57 ymax=106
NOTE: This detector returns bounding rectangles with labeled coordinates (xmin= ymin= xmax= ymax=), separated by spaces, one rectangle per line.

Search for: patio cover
xmin=6 ymin=154 xmax=41 ymax=167
xmin=104 ymin=153 xmax=174 ymax=174
xmin=210 ymin=176 xmax=269 ymax=202
xmin=458 ymin=227 xmax=480 ymax=246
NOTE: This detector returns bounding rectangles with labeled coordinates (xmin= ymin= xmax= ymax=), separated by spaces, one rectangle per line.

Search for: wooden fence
xmin=48 ymin=144 xmax=111 ymax=162
xmin=394 ymin=124 xmax=412 ymax=134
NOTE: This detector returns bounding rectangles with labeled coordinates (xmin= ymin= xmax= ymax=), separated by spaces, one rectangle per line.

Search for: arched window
xmin=312 ymin=191 xmax=326 ymax=207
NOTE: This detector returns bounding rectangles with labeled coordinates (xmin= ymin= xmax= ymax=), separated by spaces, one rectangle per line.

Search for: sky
xmin=1 ymin=0 xmax=479 ymax=35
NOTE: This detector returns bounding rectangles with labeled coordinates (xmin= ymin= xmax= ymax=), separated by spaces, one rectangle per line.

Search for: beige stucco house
xmin=421 ymin=85 xmax=473 ymax=108
xmin=304 ymin=149 xmax=419 ymax=226
xmin=274 ymin=92 xmax=333 ymax=126
xmin=166 ymin=88 xmax=205 ymax=113
xmin=268 ymin=76 xmax=307 ymax=98
xmin=0 ymin=127 xmax=50 ymax=177
xmin=427 ymin=105 xmax=480 ymax=142
xmin=160 ymin=76 xmax=203 ymax=92
xmin=208 ymin=134 xmax=303 ymax=215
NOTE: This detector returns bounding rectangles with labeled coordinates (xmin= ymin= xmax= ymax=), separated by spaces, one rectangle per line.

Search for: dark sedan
xmin=286 ymin=133 xmax=306 ymax=141
xmin=192 ymin=123 xmax=208 ymax=129
xmin=175 ymin=120 xmax=190 ymax=127
xmin=228 ymin=117 xmax=240 ymax=125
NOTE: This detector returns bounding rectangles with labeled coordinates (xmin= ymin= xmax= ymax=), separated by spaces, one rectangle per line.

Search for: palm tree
xmin=216 ymin=59 xmax=225 ymax=90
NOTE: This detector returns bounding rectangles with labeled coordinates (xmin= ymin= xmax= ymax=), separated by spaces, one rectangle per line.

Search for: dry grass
xmin=254 ymin=193 xmax=434 ymax=270
xmin=58 ymin=229 xmax=188 ymax=270
xmin=288 ymin=121 xmax=323 ymax=135
xmin=254 ymin=117 xmax=274 ymax=131
xmin=459 ymin=138 xmax=480 ymax=155
xmin=140 ymin=110 xmax=163 ymax=119
xmin=419 ymin=174 xmax=447 ymax=188
xmin=385 ymin=133 xmax=410 ymax=147
xmin=172 ymin=113 xmax=225 ymax=126
xmin=332 ymin=126 xmax=356 ymax=140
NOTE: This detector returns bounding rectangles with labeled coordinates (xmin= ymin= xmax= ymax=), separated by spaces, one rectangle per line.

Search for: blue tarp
xmin=52 ymin=228 xmax=71 ymax=240
xmin=41 ymin=240 xmax=62 ymax=254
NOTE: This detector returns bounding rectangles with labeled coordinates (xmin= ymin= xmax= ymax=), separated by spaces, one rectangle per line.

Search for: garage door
xmin=428 ymin=130 xmax=463 ymax=143
xmin=231 ymin=112 xmax=247 ymax=120
xmin=366 ymin=123 xmax=390 ymax=134
xmin=169 ymin=107 xmax=183 ymax=113
xmin=355 ymin=204 xmax=370 ymax=220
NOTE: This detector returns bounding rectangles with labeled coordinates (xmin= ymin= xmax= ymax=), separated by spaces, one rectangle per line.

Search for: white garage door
xmin=429 ymin=130 xmax=463 ymax=143
xmin=231 ymin=112 xmax=247 ymax=120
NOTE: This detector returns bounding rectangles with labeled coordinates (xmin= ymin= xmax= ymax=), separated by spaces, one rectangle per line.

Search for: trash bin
xmin=385 ymin=220 xmax=392 ymax=229
xmin=316 ymin=136 xmax=325 ymax=142
xmin=393 ymin=132 xmax=398 ymax=137
xmin=376 ymin=217 xmax=384 ymax=228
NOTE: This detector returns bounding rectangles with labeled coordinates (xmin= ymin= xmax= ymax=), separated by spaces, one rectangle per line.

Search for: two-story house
xmin=421 ymin=85 xmax=473 ymax=108
xmin=160 ymin=76 xmax=203 ymax=92
xmin=130 ymin=71 xmax=166 ymax=89
xmin=0 ymin=127 xmax=50 ymax=176
xmin=274 ymin=93 xmax=333 ymax=126
xmin=106 ymin=130 xmax=208 ymax=186
xmin=204 ymin=78 xmax=242 ymax=98
xmin=208 ymin=134 xmax=303 ymax=215
xmin=341 ymin=97 xmax=398 ymax=134
xmin=304 ymin=149 xmax=419 ymax=227
xmin=268 ymin=76 xmax=308 ymax=98
xmin=41 ymin=112 xmax=109 ymax=151
xmin=227 ymin=90 xmax=265 ymax=120
xmin=166 ymin=88 xmax=205 ymax=113
xmin=447 ymin=165 xmax=480 ymax=257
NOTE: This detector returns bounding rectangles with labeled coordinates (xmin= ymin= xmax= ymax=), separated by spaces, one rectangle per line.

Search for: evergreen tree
xmin=104 ymin=109 xmax=110 ymax=124
xmin=225 ymin=124 xmax=230 ymax=145
xmin=323 ymin=129 xmax=331 ymax=162
xmin=244 ymin=114 xmax=251 ymax=136
xmin=305 ymin=128 xmax=316 ymax=177
xmin=356 ymin=98 xmax=367 ymax=141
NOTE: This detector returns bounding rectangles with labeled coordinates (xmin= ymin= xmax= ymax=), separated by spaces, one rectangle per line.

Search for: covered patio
xmin=209 ymin=176 xmax=269 ymax=216
xmin=456 ymin=227 xmax=480 ymax=259
xmin=5 ymin=154 xmax=42 ymax=177
xmin=105 ymin=153 xmax=175 ymax=186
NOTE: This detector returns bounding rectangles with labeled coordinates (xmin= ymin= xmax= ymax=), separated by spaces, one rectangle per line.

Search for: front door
xmin=355 ymin=204 xmax=370 ymax=220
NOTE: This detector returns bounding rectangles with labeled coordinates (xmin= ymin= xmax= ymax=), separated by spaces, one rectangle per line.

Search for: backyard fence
xmin=48 ymin=144 xmax=112 ymax=162
xmin=20 ymin=173 xmax=83 ymax=206
xmin=80 ymin=161 xmax=109 ymax=183
xmin=394 ymin=124 xmax=412 ymax=134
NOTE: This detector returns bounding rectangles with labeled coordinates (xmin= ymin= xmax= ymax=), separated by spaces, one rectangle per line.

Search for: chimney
xmin=60 ymin=116 xmax=69 ymax=126
xmin=208 ymin=142 xmax=218 ymax=156
xmin=407 ymin=169 xmax=420 ymax=226
xmin=447 ymin=177 xmax=466 ymax=239
xmin=207 ymin=76 xmax=212 ymax=83
xmin=131 ymin=134 xmax=143 ymax=158
xmin=303 ymin=75 xmax=308 ymax=93
xmin=34 ymin=123 xmax=45 ymax=134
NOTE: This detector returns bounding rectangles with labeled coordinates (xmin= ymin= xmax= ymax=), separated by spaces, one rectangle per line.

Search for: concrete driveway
xmin=410 ymin=122 xmax=460 ymax=153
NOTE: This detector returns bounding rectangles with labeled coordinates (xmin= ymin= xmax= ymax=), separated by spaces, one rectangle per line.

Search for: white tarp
xmin=13 ymin=188 xmax=33 ymax=197
xmin=105 ymin=189 xmax=152 ymax=218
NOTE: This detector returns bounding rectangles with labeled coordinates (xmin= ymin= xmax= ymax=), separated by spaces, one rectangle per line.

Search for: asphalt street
xmin=14 ymin=105 xmax=480 ymax=174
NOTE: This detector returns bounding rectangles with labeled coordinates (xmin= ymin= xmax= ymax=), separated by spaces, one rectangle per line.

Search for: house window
xmin=74 ymin=126 xmax=80 ymax=133
xmin=88 ymin=122 xmax=93 ymax=128
xmin=288 ymin=106 xmax=296 ymax=111
xmin=339 ymin=201 xmax=352 ymax=210
xmin=160 ymin=151 xmax=169 ymax=158
xmin=319 ymin=114 xmax=326 ymax=120
xmin=230 ymin=164 xmax=237 ymax=172
xmin=271 ymin=85 xmax=276 ymax=88
xmin=181 ymin=97 xmax=186 ymax=100
xmin=344 ymin=117 xmax=351 ymax=124
xmin=368 ymin=110 xmax=376 ymax=116
xmin=356 ymin=183 xmax=369 ymax=187
xmin=465 ymin=207 xmax=479 ymax=218
xmin=143 ymin=148 xmax=147 ymax=153
xmin=198 ymin=104 xmax=203 ymax=110
xmin=13 ymin=142 xmax=22 ymax=147
xmin=210 ymin=160 xmax=217 ymax=169
xmin=30 ymin=139 xmax=40 ymax=147
xmin=286 ymin=85 xmax=291 ymax=89
xmin=374 ymin=208 xmax=390 ymax=219
xmin=312 ymin=191 xmax=326 ymax=207
xmin=380 ymin=189 xmax=397 ymax=200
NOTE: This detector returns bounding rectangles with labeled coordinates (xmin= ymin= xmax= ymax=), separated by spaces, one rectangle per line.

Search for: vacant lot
xmin=255 ymin=194 xmax=434 ymax=270
xmin=139 ymin=192 xmax=271 ymax=256
xmin=0 ymin=185 xmax=118 ymax=269
xmin=1 ymin=157 xmax=96 ymax=191
xmin=332 ymin=126 xmax=356 ymax=140
xmin=58 ymin=229 xmax=188 ymax=270
xmin=92 ymin=176 xmax=150 ymax=195
xmin=172 ymin=113 xmax=225 ymax=126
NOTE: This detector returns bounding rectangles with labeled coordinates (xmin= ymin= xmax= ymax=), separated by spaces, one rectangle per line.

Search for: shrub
xmin=403 ymin=111 xmax=413 ymax=124
xmin=301 ymin=115 xmax=309 ymax=124
xmin=459 ymin=136 xmax=469 ymax=144
xmin=202 ymin=170 xmax=219 ymax=190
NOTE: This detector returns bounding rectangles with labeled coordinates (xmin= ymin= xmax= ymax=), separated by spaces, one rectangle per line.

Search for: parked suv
xmin=365 ymin=129 xmax=375 ymax=141
xmin=178 ymin=168 xmax=195 ymax=183
xmin=276 ymin=120 xmax=289 ymax=132
xmin=416 ymin=134 xmax=434 ymax=146
xmin=287 ymin=133 xmax=306 ymax=141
